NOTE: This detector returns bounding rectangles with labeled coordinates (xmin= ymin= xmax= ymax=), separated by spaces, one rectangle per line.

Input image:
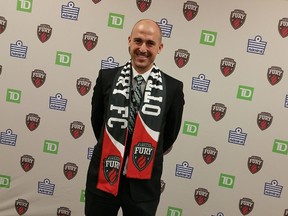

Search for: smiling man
xmin=85 ymin=19 xmax=185 ymax=216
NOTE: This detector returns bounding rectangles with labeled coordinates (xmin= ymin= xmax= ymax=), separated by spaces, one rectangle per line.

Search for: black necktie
xmin=128 ymin=75 xmax=144 ymax=134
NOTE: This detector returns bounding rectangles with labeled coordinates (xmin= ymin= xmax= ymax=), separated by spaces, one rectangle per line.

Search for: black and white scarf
xmin=96 ymin=61 xmax=166 ymax=196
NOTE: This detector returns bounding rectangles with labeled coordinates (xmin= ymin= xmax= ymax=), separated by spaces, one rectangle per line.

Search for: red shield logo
xmin=230 ymin=9 xmax=246 ymax=30
xmin=37 ymin=24 xmax=52 ymax=43
xmin=194 ymin=188 xmax=209 ymax=205
xmin=267 ymin=66 xmax=283 ymax=85
xmin=183 ymin=1 xmax=199 ymax=21
xmin=248 ymin=156 xmax=263 ymax=174
xmin=104 ymin=155 xmax=120 ymax=185
xmin=92 ymin=0 xmax=101 ymax=4
xmin=220 ymin=57 xmax=236 ymax=77
xmin=26 ymin=113 xmax=40 ymax=131
xmin=202 ymin=146 xmax=218 ymax=164
xmin=211 ymin=103 xmax=227 ymax=121
xmin=136 ymin=0 xmax=152 ymax=12
xmin=83 ymin=32 xmax=98 ymax=51
xmin=63 ymin=162 xmax=78 ymax=180
xmin=278 ymin=18 xmax=288 ymax=38
xmin=76 ymin=77 xmax=92 ymax=96
xmin=0 ymin=16 xmax=7 ymax=34
xmin=20 ymin=155 xmax=35 ymax=172
xmin=31 ymin=69 xmax=46 ymax=88
xmin=70 ymin=121 xmax=85 ymax=139
xmin=132 ymin=142 xmax=154 ymax=171
xmin=174 ymin=49 xmax=190 ymax=68
xmin=257 ymin=112 xmax=273 ymax=130
xmin=15 ymin=199 xmax=29 ymax=215
xmin=239 ymin=198 xmax=254 ymax=215
xmin=57 ymin=207 xmax=71 ymax=216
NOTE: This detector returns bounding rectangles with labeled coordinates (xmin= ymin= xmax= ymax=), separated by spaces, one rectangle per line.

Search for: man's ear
xmin=158 ymin=43 xmax=163 ymax=54
xmin=128 ymin=36 xmax=131 ymax=44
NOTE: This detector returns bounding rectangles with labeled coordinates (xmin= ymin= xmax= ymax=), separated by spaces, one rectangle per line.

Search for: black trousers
xmin=85 ymin=175 xmax=160 ymax=216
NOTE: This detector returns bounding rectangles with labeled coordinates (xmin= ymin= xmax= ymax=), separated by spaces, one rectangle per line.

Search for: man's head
xmin=128 ymin=19 xmax=163 ymax=74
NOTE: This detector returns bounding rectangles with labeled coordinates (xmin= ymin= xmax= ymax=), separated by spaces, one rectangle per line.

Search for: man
xmin=85 ymin=19 xmax=185 ymax=216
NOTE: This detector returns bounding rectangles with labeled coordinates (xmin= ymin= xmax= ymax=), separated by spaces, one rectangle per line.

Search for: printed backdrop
xmin=1 ymin=0 xmax=288 ymax=215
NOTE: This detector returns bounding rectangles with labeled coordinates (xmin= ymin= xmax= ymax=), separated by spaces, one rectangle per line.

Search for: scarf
xmin=96 ymin=61 xmax=166 ymax=196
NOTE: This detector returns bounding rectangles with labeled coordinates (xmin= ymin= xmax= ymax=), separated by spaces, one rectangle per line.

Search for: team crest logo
xmin=248 ymin=156 xmax=263 ymax=174
xmin=31 ymin=69 xmax=46 ymax=88
xmin=136 ymin=0 xmax=151 ymax=12
xmin=257 ymin=112 xmax=273 ymax=130
xmin=92 ymin=0 xmax=101 ymax=4
xmin=220 ymin=57 xmax=236 ymax=77
xmin=202 ymin=146 xmax=218 ymax=164
xmin=70 ymin=121 xmax=85 ymax=139
xmin=278 ymin=18 xmax=288 ymax=38
xmin=194 ymin=188 xmax=209 ymax=205
xmin=63 ymin=162 xmax=78 ymax=180
xmin=211 ymin=103 xmax=227 ymax=121
xmin=37 ymin=24 xmax=52 ymax=43
xmin=230 ymin=9 xmax=246 ymax=30
xmin=83 ymin=32 xmax=98 ymax=51
xmin=132 ymin=142 xmax=154 ymax=171
xmin=26 ymin=113 xmax=40 ymax=131
xmin=15 ymin=199 xmax=29 ymax=215
xmin=20 ymin=155 xmax=35 ymax=172
xmin=0 ymin=16 xmax=7 ymax=34
xmin=174 ymin=49 xmax=190 ymax=68
xmin=267 ymin=66 xmax=283 ymax=85
xmin=104 ymin=155 xmax=120 ymax=185
xmin=183 ymin=1 xmax=199 ymax=21
xmin=76 ymin=77 xmax=92 ymax=96
xmin=57 ymin=207 xmax=71 ymax=216
xmin=239 ymin=198 xmax=254 ymax=215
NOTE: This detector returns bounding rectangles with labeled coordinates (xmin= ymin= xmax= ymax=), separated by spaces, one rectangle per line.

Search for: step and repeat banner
xmin=1 ymin=0 xmax=288 ymax=215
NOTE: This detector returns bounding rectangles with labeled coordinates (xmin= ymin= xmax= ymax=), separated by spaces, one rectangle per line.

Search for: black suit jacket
xmin=86 ymin=66 xmax=184 ymax=202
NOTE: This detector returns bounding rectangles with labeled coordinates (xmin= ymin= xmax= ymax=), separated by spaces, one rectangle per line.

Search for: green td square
xmin=6 ymin=89 xmax=21 ymax=104
xmin=183 ymin=121 xmax=199 ymax=136
xmin=200 ymin=30 xmax=217 ymax=46
xmin=108 ymin=13 xmax=125 ymax=29
xmin=17 ymin=0 xmax=33 ymax=13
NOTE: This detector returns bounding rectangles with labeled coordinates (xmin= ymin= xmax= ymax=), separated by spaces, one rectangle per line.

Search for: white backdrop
xmin=1 ymin=0 xmax=288 ymax=215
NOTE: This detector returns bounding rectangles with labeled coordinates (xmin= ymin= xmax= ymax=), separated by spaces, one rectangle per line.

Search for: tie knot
xmin=135 ymin=75 xmax=144 ymax=85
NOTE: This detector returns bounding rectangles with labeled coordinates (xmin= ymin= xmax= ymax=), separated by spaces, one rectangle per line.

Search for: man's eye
xmin=134 ymin=39 xmax=142 ymax=44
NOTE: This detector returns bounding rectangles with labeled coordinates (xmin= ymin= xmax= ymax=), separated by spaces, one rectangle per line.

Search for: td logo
xmin=182 ymin=121 xmax=199 ymax=136
xmin=6 ymin=88 xmax=21 ymax=104
xmin=167 ymin=206 xmax=182 ymax=216
xmin=108 ymin=13 xmax=125 ymax=29
xmin=200 ymin=30 xmax=217 ymax=46
xmin=219 ymin=173 xmax=235 ymax=189
xmin=56 ymin=51 xmax=72 ymax=67
xmin=0 ymin=174 xmax=11 ymax=188
xmin=80 ymin=189 xmax=85 ymax=202
xmin=273 ymin=139 xmax=288 ymax=155
xmin=43 ymin=140 xmax=59 ymax=154
xmin=237 ymin=85 xmax=254 ymax=101
xmin=17 ymin=0 xmax=33 ymax=13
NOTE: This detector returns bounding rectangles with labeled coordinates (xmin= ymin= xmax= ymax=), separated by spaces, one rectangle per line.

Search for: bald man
xmin=85 ymin=19 xmax=185 ymax=216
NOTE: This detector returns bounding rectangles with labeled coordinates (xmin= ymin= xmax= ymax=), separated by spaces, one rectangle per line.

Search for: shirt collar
xmin=132 ymin=66 xmax=152 ymax=82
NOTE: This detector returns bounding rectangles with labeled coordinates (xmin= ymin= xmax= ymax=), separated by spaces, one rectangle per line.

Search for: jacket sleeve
xmin=91 ymin=70 xmax=105 ymax=141
xmin=163 ymin=81 xmax=185 ymax=153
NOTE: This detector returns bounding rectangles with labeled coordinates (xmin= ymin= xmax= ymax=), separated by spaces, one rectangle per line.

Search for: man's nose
xmin=139 ymin=43 xmax=147 ymax=53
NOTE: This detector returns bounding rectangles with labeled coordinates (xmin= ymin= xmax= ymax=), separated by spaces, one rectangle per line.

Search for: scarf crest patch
xmin=96 ymin=61 xmax=166 ymax=196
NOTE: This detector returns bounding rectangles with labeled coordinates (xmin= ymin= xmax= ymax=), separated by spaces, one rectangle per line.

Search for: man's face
xmin=128 ymin=20 xmax=163 ymax=74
